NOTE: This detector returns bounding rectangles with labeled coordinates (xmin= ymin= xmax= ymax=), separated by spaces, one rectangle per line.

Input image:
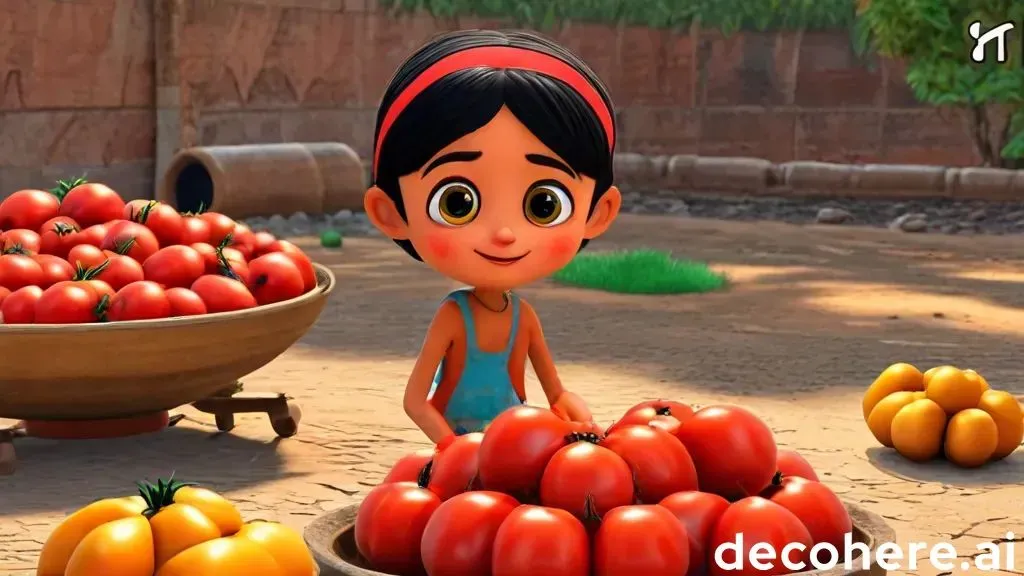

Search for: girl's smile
xmin=474 ymin=249 xmax=531 ymax=265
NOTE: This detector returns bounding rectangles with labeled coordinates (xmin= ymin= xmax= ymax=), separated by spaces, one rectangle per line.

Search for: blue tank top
xmin=428 ymin=289 xmax=523 ymax=435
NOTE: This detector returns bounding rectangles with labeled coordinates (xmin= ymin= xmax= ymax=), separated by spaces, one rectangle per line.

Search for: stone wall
xmin=1 ymin=0 xmax=985 ymax=201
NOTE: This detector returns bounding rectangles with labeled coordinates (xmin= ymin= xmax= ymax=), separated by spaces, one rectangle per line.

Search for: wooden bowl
xmin=304 ymin=500 xmax=896 ymax=576
xmin=0 ymin=264 xmax=335 ymax=420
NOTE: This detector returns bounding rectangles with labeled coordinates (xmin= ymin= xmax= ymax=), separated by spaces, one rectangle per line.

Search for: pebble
xmin=890 ymin=213 xmax=928 ymax=233
xmin=815 ymin=207 xmax=852 ymax=225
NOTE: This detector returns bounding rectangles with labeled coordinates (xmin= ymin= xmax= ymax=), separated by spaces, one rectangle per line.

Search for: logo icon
xmin=968 ymin=21 xmax=1015 ymax=63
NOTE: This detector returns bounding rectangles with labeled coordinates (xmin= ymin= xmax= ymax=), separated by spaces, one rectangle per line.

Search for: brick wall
xmin=0 ymin=0 xmax=980 ymax=200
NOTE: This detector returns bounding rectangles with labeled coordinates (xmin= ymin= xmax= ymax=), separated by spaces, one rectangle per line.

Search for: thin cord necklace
xmin=471 ymin=290 xmax=510 ymax=313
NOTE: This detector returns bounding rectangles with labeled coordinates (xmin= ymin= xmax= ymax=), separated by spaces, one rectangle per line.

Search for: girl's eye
xmin=428 ymin=181 xmax=480 ymax=226
xmin=523 ymin=182 xmax=573 ymax=227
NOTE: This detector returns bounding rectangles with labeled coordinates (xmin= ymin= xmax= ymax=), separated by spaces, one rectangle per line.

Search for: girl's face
xmin=367 ymin=106 xmax=621 ymax=290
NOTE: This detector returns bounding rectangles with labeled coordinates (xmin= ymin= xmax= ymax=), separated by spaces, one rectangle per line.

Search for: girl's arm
xmin=404 ymin=302 xmax=459 ymax=445
xmin=523 ymin=301 xmax=595 ymax=424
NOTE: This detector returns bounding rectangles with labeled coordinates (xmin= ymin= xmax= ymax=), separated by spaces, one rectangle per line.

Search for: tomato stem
xmin=655 ymin=406 xmax=673 ymax=416
xmin=132 ymin=201 xmax=158 ymax=224
xmin=582 ymin=494 xmax=601 ymax=524
xmin=213 ymin=240 xmax=242 ymax=282
xmin=95 ymin=294 xmax=111 ymax=322
xmin=1 ymin=244 xmax=30 ymax=256
xmin=136 ymin=473 xmax=197 ymax=518
xmin=47 ymin=176 xmax=88 ymax=201
xmin=52 ymin=221 xmax=78 ymax=236
xmin=417 ymin=459 xmax=433 ymax=489
xmin=113 ymin=237 xmax=137 ymax=256
xmin=770 ymin=471 xmax=783 ymax=486
xmin=564 ymin=431 xmax=601 ymax=445
xmin=73 ymin=260 xmax=111 ymax=281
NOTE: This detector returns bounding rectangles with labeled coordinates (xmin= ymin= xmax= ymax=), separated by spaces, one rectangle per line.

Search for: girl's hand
xmin=435 ymin=433 xmax=456 ymax=453
xmin=568 ymin=419 xmax=605 ymax=436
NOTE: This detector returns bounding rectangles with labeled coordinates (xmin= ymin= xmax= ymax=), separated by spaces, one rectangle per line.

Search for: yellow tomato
xmin=151 ymin=503 xmax=222 ymax=569
xmin=891 ymin=399 xmax=947 ymax=462
xmin=922 ymin=365 xmax=956 ymax=389
xmin=235 ymin=521 xmax=317 ymax=576
xmin=156 ymin=537 xmax=285 ymax=576
xmin=944 ymin=409 xmax=998 ymax=468
xmin=65 ymin=516 xmax=154 ymax=576
xmin=37 ymin=478 xmax=241 ymax=576
xmin=174 ymin=485 xmax=244 ymax=536
xmin=37 ymin=496 xmax=147 ymax=576
xmin=867 ymin=391 xmax=918 ymax=447
xmin=862 ymin=363 xmax=924 ymax=420
xmin=962 ymin=369 xmax=990 ymax=392
xmin=925 ymin=366 xmax=984 ymax=414
xmin=977 ymin=390 xmax=1024 ymax=460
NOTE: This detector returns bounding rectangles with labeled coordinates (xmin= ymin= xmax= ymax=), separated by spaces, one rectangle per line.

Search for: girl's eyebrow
xmin=422 ymin=151 xmax=483 ymax=176
xmin=525 ymin=153 xmax=577 ymax=179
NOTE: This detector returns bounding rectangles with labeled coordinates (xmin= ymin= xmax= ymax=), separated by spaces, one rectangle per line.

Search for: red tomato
xmin=600 ymin=425 xmax=699 ymax=503
xmin=39 ymin=221 xmax=80 ymax=258
xmin=478 ymin=406 xmax=574 ymax=499
xmin=191 ymin=243 xmax=249 ymax=283
xmin=492 ymin=505 xmax=590 ymax=576
xmin=180 ymin=215 xmax=211 ymax=244
xmin=165 ymin=287 xmax=208 ymax=317
xmin=709 ymin=497 xmax=813 ymax=576
xmin=1 ymin=229 xmax=42 ymax=254
xmin=101 ymin=221 xmax=160 ymax=262
xmin=38 ymin=216 xmax=79 ymax=232
xmin=72 ymin=224 xmax=108 ymax=248
xmin=143 ymin=246 xmax=205 ymax=288
xmin=775 ymin=449 xmax=819 ymax=482
xmin=540 ymin=440 xmax=634 ymax=519
xmin=105 ymin=281 xmax=171 ymax=321
xmin=0 ymin=286 xmax=8 ymax=305
xmin=607 ymin=399 xmax=694 ymax=435
xmin=659 ymin=491 xmax=731 ymax=576
xmin=199 ymin=212 xmax=237 ymax=245
xmin=421 ymin=491 xmax=519 ymax=576
xmin=191 ymin=275 xmax=257 ymax=313
xmin=384 ymin=449 xmax=435 ymax=484
xmin=33 ymin=255 xmax=75 ymax=288
xmin=0 ymin=190 xmax=61 ymax=231
xmin=228 ymin=224 xmax=256 ymax=260
xmin=0 ymin=253 xmax=44 ymax=290
xmin=58 ymin=182 xmax=125 ymax=227
xmin=676 ymin=405 xmax=777 ymax=501
xmin=34 ymin=282 xmax=104 ymax=324
xmin=265 ymin=240 xmax=316 ymax=291
xmin=95 ymin=254 xmax=144 ymax=291
xmin=67 ymin=244 xmax=107 ymax=271
xmin=355 ymin=482 xmax=441 ymax=576
xmin=594 ymin=505 xmax=690 ymax=576
xmin=126 ymin=200 xmax=184 ymax=246
xmin=763 ymin=477 xmax=851 ymax=559
xmin=251 ymin=231 xmax=277 ymax=256
xmin=247 ymin=252 xmax=305 ymax=305
xmin=427 ymin=432 xmax=483 ymax=501
xmin=0 ymin=285 xmax=43 ymax=323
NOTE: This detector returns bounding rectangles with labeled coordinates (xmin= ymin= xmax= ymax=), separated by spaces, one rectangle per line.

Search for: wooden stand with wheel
xmin=191 ymin=392 xmax=302 ymax=438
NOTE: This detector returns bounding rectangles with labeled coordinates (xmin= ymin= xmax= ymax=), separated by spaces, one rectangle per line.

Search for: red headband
xmin=373 ymin=45 xmax=615 ymax=179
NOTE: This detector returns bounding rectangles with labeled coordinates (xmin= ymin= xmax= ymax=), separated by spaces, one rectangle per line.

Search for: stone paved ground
xmin=2 ymin=214 xmax=1023 ymax=575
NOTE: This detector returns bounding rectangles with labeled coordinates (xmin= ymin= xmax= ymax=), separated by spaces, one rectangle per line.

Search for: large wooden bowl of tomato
xmin=0 ymin=262 xmax=334 ymax=421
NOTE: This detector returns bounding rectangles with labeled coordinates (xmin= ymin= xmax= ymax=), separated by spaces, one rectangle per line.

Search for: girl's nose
xmin=492 ymin=227 xmax=516 ymax=246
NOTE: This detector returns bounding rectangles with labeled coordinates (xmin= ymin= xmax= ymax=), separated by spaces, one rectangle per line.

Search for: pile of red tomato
xmin=0 ymin=179 xmax=317 ymax=324
xmin=359 ymin=401 xmax=853 ymax=576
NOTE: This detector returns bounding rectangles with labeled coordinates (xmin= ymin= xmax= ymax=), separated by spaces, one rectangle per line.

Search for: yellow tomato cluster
xmin=864 ymin=363 xmax=1024 ymax=467
xmin=37 ymin=478 xmax=315 ymax=576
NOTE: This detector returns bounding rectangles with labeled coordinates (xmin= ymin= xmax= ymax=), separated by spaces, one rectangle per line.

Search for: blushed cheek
xmin=426 ymin=234 xmax=452 ymax=260
xmin=547 ymin=235 xmax=577 ymax=259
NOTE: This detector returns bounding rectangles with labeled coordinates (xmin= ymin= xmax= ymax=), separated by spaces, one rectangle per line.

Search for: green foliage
xmin=380 ymin=0 xmax=856 ymax=32
xmin=856 ymin=0 xmax=1024 ymax=166
xmin=551 ymin=249 xmax=727 ymax=295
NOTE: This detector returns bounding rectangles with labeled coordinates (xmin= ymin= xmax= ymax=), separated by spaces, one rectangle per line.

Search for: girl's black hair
xmin=372 ymin=29 xmax=616 ymax=261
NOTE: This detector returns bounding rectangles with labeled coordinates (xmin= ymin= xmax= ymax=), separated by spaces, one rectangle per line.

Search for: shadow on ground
xmin=1 ymin=424 xmax=298 ymax=516
xmin=293 ymin=215 xmax=1024 ymax=398
xmin=866 ymin=447 xmax=1024 ymax=487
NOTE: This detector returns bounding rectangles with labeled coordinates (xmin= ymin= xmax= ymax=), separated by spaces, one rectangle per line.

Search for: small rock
xmin=245 ymin=216 xmax=268 ymax=231
xmin=1005 ymin=210 xmax=1024 ymax=221
xmin=889 ymin=213 xmax=928 ymax=233
xmin=288 ymin=211 xmax=310 ymax=224
xmin=815 ymin=207 xmax=852 ymax=225
xmin=939 ymin=224 xmax=958 ymax=234
xmin=268 ymin=214 xmax=286 ymax=228
xmin=334 ymin=209 xmax=354 ymax=221
xmin=966 ymin=209 xmax=987 ymax=222
xmin=957 ymin=221 xmax=977 ymax=230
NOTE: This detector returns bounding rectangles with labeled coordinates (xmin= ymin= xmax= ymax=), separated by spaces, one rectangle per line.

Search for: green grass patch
xmin=380 ymin=0 xmax=857 ymax=32
xmin=551 ymin=249 xmax=727 ymax=294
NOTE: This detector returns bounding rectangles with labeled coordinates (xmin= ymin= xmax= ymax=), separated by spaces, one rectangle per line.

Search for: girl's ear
xmin=583 ymin=185 xmax=621 ymax=240
xmin=364 ymin=186 xmax=410 ymax=240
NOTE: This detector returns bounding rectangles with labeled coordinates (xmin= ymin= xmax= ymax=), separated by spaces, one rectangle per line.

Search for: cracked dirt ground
xmin=1 ymin=214 xmax=1023 ymax=575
